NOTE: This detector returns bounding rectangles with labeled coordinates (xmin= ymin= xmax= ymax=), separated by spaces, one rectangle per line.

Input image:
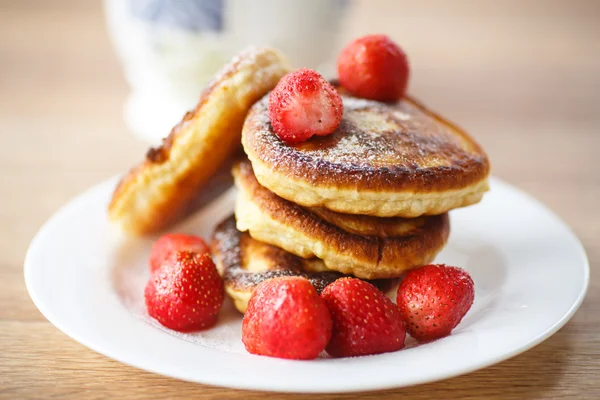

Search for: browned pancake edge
xmin=210 ymin=216 xmax=398 ymax=300
xmin=234 ymin=160 xmax=451 ymax=279
xmin=242 ymin=93 xmax=490 ymax=193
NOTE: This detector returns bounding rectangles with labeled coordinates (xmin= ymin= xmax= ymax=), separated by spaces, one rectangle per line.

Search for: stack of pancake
xmin=212 ymin=92 xmax=490 ymax=313
xmin=107 ymin=48 xmax=490 ymax=314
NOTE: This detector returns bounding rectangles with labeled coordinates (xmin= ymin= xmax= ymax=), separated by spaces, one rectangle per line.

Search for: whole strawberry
xmin=242 ymin=277 xmax=332 ymax=360
xmin=397 ymin=264 xmax=475 ymax=342
xmin=145 ymin=250 xmax=224 ymax=332
xmin=337 ymin=34 xmax=410 ymax=102
xmin=149 ymin=233 xmax=210 ymax=273
xmin=321 ymin=278 xmax=406 ymax=357
xmin=269 ymin=68 xmax=343 ymax=144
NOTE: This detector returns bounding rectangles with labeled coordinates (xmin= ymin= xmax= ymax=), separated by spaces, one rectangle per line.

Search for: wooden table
xmin=1 ymin=1 xmax=598 ymax=398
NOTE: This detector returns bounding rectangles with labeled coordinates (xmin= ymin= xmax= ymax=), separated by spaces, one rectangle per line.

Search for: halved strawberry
xmin=268 ymin=68 xmax=343 ymax=144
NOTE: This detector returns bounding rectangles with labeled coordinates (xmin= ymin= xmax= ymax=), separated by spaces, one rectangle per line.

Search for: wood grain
xmin=1 ymin=0 xmax=598 ymax=398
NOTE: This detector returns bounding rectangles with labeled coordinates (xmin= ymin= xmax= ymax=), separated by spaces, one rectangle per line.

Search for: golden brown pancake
xmin=108 ymin=47 xmax=290 ymax=235
xmin=242 ymin=93 xmax=490 ymax=217
xmin=211 ymin=216 xmax=398 ymax=313
xmin=233 ymin=160 xmax=450 ymax=279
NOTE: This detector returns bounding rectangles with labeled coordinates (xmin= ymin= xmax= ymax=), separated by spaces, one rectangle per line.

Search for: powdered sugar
xmin=248 ymin=93 xmax=472 ymax=180
xmin=341 ymin=96 xmax=385 ymax=111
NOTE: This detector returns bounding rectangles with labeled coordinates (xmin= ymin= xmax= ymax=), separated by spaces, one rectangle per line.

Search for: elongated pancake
xmin=211 ymin=216 xmax=397 ymax=313
xmin=233 ymin=160 xmax=450 ymax=279
xmin=242 ymin=93 xmax=490 ymax=217
xmin=109 ymin=47 xmax=290 ymax=234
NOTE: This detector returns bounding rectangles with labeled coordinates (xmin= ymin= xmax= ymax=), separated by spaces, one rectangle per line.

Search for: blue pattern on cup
xmin=130 ymin=0 xmax=224 ymax=32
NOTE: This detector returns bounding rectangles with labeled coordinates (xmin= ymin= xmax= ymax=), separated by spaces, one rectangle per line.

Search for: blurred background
xmin=1 ymin=0 xmax=599 ymax=398
xmin=2 ymin=0 xmax=597 ymax=242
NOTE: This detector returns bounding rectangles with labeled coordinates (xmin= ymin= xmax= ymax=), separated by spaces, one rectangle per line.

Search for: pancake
xmin=211 ymin=216 xmax=398 ymax=313
xmin=242 ymin=93 xmax=490 ymax=217
xmin=233 ymin=160 xmax=450 ymax=279
xmin=108 ymin=47 xmax=290 ymax=235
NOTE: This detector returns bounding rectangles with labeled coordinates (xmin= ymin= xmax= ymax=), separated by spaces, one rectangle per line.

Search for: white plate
xmin=25 ymin=177 xmax=588 ymax=393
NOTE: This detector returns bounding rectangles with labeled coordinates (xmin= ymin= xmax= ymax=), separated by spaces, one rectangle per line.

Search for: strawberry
xmin=149 ymin=233 xmax=210 ymax=273
xmin=268 ymin=68 xmax=343 ymax=144
xmin=144 ymin=251 xmax=224 ymax=332
xmin=337 ymin=34 xmax=410 ymax=102
xmin=242 ymin=277 xmax=332 ymax=360
xmin=396 ymin=264 xmax=475 ymax=342
xmin=321 ymin=278 xmax=406 ymax=357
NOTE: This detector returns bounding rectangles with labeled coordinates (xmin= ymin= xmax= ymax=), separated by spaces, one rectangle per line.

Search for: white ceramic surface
xmin=24 ymin=177 xmax=588 ymax=393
